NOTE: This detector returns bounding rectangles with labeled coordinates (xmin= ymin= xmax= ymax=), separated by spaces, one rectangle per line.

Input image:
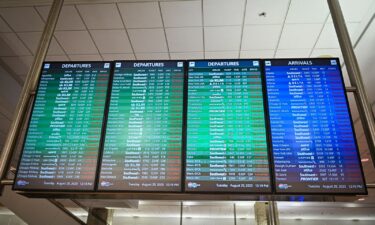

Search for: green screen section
xmin=185 ymin=60 xmax=271 ymax=193
xmin=14 ymin=62 xmax=111 ymax=191
xmin=99 ymin=61 xmax=184 ymax=191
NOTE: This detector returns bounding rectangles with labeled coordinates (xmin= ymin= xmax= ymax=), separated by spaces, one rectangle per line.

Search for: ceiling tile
xmin=310 ymin=48 xmax=343 ymax=62
xmin=286 ymin=0 xmax=329 ymax=24
xmin=102 ymin=53 xmax=135 ymax=60
xmin=316 ymin=22 xmax=359 ymax=48
xmin=204 ymin=0 xmax=245 ymax=26
xmin=0 ymin=7 xmax=45 ymax=32
xmin=278 ymin=24 xmax=322 ymax=49
xmin=77 ymin=4 xmax=123 ymax=29
xmin=128 ymin=29 xmax=167 ymax=53
xmin=170 ymin=52 xmax=204 ymax=60
xmin=275 ymin=49 xmax=311 ymax=58
xmin=205 ymin=26 xmax=241 ymax=51
xmin=55 ymin=31 xmax=98 ymax=55
xmin=241 ymin=25 xmax=282 ymax=50
xmin=69 ymin=54 xmax=102 ymax=61
xmin=0 ymin=17 xmax=11 ymax=32
xmin=136 ymin=52 xmax=169 ymax=60
xmin=36 ymin=5 xmax=85 ymax=31
xmin=245 ymin=0 xmax=289 ymax=24
xmin=1 ymin=56 xmax=33 ymax=77
xmin=166 ymin=27 xmax=203 ymax=52
xmin=160 ymin=1 xmax=202 ymax=27
xmin=205 ymin=51 xmax=239 ymax=59
xmin=17 ymin=32 xmax=65 ymax=55
xmin=45 ymin=55 xmax=69 ymax=61
xmin=337 ymin=0 xmax=375 ymax=22
xmin=0 ymin=33 xmax=31 ymax=56
xmin=240 ymin=50 xmax=274 ymax=58
xmin=118 ymin=2 xmax=162 ymax=29
xmin=91 ymin=29 xmax=132 ymax=54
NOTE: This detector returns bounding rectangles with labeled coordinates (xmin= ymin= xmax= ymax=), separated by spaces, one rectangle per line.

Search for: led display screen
xmin=99 ymin=61 xmax=184 ymax=191
xmin=14 ymin=62 xmax=111 ymax=191
xmin=185 ymin=60 xmax=271 ymax=193
xmin=265 ymin=58 xmax=367 ymax=194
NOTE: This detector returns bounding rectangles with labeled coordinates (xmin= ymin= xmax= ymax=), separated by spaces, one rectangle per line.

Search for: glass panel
xmin=278 ymin=200 xmax=375 ymax=225
xmin=112 ymin=201 xmax=180 ymax=225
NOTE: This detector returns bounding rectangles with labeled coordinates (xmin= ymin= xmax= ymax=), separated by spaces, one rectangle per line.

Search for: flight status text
xmin=265 ymin=59 xmax=366 ymax=194
xmin=186 ymin=60 xmax=271 ymax=192
xmin=14 ymin=62 xmax=111 ymax=190
xmin=99 ymin=61 xmax=184 ymax=191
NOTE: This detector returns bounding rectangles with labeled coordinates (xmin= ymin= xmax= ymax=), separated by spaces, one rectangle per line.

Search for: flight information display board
xmin=99 ymin=61 xmax=184 ymax=191
xmin=265 ymin=58 xmax=367 ymax=194
xmin=14 ymin=62 xmax=111 ymax=191
xmin=185 ymin=60 xmax=271 ymax=193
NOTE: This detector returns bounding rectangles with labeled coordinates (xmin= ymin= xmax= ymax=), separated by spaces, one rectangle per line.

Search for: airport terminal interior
xmin=0 ymin=0 xmax=375 ymax=224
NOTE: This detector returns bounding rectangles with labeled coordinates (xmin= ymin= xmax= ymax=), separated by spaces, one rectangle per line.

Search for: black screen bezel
xmin=96 ymin=60 xmax=186 ymax=193
xmin=183 ymin=58 xmax=273 ymax=194
xmin=13 ymin=61 xmax=113 ymax=192
xmin=263 ymin=57 xmax=368 ymax=195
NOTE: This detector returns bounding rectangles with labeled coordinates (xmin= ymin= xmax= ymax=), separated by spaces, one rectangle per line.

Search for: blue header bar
xmin=115 ymin=61 xmax=184 ymax=69
xmin=188 ymin=60 xmax=259 ymax=68
xmin=43 ymin=62 xmax=111 ymax=70
xmin=264 ymin=58 xmax=339 ymax=67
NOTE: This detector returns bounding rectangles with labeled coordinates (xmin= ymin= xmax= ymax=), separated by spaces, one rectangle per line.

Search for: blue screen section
xmin=265 ymin=58 xmax=366 ymax=194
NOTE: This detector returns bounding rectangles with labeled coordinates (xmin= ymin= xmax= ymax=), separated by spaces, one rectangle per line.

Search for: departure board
xmin=265 ymin=58 xmax=367 ymax=194
xmin=185 ymin=60 xmax=271 ymax=193
xmin=14 ymin=62 xmax=111 ymax=191
xmin=99 ymin=61 xmax=184 ymax=191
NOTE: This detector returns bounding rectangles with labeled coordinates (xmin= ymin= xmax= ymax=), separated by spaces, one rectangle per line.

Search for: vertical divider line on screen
xmin=94 ymin=62 xmax=115 ymax=191
xmin=260 ymin=59 xmax=276 ymax=194
xmin=181 ymin=60 xmax=189 ymax=192
xmin=334 ymin=58 xmax=368 ymax=195
xmin=12 ymin=62 xmax=46 ymax=191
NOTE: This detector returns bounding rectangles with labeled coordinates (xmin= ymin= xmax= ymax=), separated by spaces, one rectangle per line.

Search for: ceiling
xmin=0 ymin=0 xmax=374 ymax=198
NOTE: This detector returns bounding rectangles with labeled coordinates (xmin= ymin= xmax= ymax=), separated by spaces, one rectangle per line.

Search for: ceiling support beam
xmin=0 ymin=0 xmax=64 ymax=194
xmin=328 ymin=0 xmax=375 ymax=169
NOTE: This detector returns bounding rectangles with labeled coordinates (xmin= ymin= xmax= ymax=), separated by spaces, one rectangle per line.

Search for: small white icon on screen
xmin=253 ymin=61 xmax=259 ymax=66
xmin=189 ymin=61 xmax=195 ymax=67
xmin=265 ymin=61 xmax=271 ymax=66
xmin=104 ymin=63 xmax=110 ymax=68
xmin=115 ymin=62 xmax=121 ymax=68
xmin=330 ymin=60 xmax=337 ymax=65
xmin=44 ymin=63 xmax=50 ymax=69
xmin=177 ymin=62 xmax=183 ymax=67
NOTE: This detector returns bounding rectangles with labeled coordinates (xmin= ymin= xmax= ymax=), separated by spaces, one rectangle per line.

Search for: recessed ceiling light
xmin=361 ymin=158 xmax=369 ymax=162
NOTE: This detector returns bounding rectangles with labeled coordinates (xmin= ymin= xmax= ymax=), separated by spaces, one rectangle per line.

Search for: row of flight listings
xmin=14 ymin=58 xmax=367 ymax=195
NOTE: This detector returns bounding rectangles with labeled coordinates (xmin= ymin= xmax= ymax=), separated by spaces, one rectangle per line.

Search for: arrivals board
xmin=99 ymin=61 xmax=184 ymax=191
xmin=265 ymin=58 xmax=367 ymax=194
xmin=185 ymin=60 xmax=271 ymax=193
xmin=14 ymin=62 xmax=111 ymax=191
